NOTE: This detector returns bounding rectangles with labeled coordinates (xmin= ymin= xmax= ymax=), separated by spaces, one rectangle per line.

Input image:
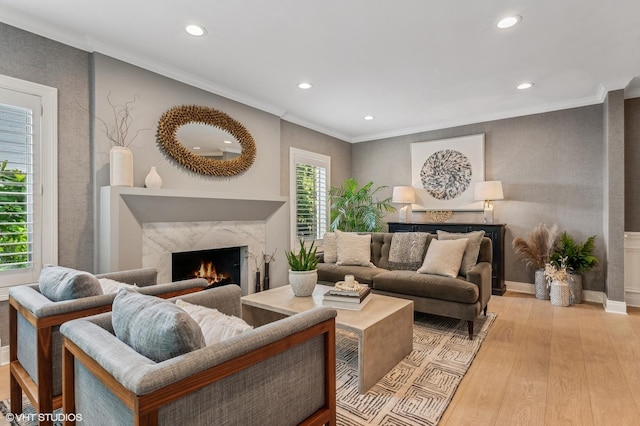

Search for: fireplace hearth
xmin=172 ymin=247 xmax=242 ymax=288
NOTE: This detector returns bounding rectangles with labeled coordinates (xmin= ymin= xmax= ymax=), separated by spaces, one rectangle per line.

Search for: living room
xmin=1 ymin=1 xmax=640 ymax=425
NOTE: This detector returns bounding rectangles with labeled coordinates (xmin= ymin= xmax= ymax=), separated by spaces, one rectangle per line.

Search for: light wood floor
xmin=1 ymin=292 xmax=639 ymax=425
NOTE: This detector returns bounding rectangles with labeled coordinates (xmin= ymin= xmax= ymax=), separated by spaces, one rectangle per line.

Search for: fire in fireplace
xmin=172 ymin=247 xmax=241 ymax=288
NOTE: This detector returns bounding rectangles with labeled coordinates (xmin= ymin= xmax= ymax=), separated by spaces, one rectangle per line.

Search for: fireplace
xmin=172 ymin=247 xmax=242 ymax=288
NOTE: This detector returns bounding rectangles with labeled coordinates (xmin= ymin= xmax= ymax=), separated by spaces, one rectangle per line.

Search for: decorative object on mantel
xmin=330 ymin=178 xmax=395 ymax=232
xmin=156 ymin=105 xmax=256 ymax=176
xmin=392 ymin=186 xmax=415 ymax=223
xmin=512 ymin=223 xmax=558 ymax=300
xmin=96 ymin=93 xmax=150 ymax=187
xmin=549 ymin=232 xmax=598 ymax=304
xmin=286 ymin=240 xmax=319 ymax=296
xmin=427 ymin=210 xmax=453 ymax=223
xmin=144 ymin=166 xmax=162 ymax=189
xmin=474 ymin=180 xmax=504 ymax=224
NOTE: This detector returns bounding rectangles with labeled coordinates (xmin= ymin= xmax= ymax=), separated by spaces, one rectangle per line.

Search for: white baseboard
xmin=604 ymin=295 xmax=628 ymax=314
xmin=505 ymin=281 xmax=604 ymax=304
xmin=1 ymin=345 xmax=8 ymax=366
xmin=625 ymin=290 xmax=640 ymax=307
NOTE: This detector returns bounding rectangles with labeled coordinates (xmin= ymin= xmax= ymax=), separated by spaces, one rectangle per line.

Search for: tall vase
xmin=109 ymin=146 xmax=133 ymax=187
xmin=254 ymin=270 xmax=261 ymax=293
xmin=534 ymin=268 xmax=549 ymax=300
xmin=569 ymin=273 xmax=583 ymax=304
xmin=144 ymin=166 xmax=162 ymax=189
xmin=263 ymin=262 xmax=270 ymax=291
xmin=550 ymin=280 xmax=570 ymax=307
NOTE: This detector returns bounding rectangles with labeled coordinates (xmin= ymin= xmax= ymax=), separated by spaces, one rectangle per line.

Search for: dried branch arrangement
xmin=156 ymin=105 xmax=256 ymax=176
xmin=512 ymin=223 xmax=558 ymax=269
xmin=96 ymin=93 xmax=150 ymax=147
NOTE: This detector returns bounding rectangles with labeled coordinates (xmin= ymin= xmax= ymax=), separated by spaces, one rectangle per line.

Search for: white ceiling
xmin=2 ymin=0 xmax=640 ymax=143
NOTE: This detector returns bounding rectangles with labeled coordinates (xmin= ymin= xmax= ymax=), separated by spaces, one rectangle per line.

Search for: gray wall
xmin=625 ymin=98 xmax=640 ymax=231
xmin=280 ymin=120 xmax=352 ymax=196
xmin=353 ymin=105 xmax=607 ymax=292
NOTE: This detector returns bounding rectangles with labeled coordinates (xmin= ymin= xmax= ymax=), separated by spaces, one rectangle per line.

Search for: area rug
xmin=336 ymin=312 xmax=496 ymax=426
xmin=0 ymin=399 xmax=62 ymax=426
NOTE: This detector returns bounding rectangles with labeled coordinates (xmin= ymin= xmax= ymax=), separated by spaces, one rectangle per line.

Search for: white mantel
xmin=98 ymin=187 xmax=289 ymax=286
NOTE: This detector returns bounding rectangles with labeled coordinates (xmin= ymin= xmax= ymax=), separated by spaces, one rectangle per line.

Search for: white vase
xmin=550 ymin=280 xmax=570 ymax=307
xmin=109 ymin=146 xmax=133 ymax=187
xmin=289 ymin=269 xmax=318 ymax=297
xmin=144 ymin=166 xmax=162 ymax=189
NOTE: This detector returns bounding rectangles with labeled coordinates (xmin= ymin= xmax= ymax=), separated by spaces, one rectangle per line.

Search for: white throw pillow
xmin=99 ymin=278 xmax=138 ymax=294
xmin=335 ymin=230 xmax=373 ymax=267
xmin=323 ymin=232 xmax=337 ymax=263
xmin=175 ymin=299 xmax=253 ymax=346
xmin=436 ymin=230 xmax=485 ymax=275
xmin=417 ymin=238 xmax=469 ymax=278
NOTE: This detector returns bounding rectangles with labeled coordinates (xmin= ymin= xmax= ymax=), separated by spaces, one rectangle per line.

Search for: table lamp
xmin=474 ymin=181 xmax=503 ymax=224
xmin=392 ymin=186 xmax=415 ymax=223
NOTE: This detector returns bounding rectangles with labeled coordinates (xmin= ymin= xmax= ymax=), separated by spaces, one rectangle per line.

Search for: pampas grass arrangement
xmin=512 ymin=223 xmax=559 ymax=269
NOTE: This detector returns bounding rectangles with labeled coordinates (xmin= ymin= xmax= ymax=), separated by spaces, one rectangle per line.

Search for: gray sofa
xmin=318 ymin=232 xmax=492 ymax=338
xmin=60 ymin=285 xmax=337 ymax=426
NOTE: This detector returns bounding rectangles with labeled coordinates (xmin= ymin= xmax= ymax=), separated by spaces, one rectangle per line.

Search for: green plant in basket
xmin=285 ymin=240 xmax=319 ymax=271
xmin=549 ymin=231 xmax=598 ymax=274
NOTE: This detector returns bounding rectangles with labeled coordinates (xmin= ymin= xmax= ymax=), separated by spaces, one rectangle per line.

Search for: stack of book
xmin=322 ymin=284 xmax=371 ymax=311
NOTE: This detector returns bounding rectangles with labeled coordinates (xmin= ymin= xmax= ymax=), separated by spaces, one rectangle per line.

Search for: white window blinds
xmin=290 ymin=148 xmax=330 ymax=244
xmin=0 ymin=102 xmax=33 ymax=271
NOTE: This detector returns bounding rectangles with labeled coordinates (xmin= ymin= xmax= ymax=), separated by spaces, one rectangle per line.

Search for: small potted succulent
xmin=285 ymin=240 xmax=319 ymax=297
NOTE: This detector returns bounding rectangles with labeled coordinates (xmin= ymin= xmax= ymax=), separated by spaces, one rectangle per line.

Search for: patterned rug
xmin=336 ymin=312 xmax=496 ymax=426
xmin=0 ymin=399 xmax=62 ymax=426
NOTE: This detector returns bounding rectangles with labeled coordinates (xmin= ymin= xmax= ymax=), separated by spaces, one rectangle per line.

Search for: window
xmin=0 ymin=75 xmax=57 ymax=291
xmin=289 ymin=148 xmax=330 ymax=247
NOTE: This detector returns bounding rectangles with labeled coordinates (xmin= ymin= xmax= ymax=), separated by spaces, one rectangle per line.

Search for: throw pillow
xmin=417 ymin=238 xmax=469 ymax=278
xmin=175 ymin=299 xmax=253 ymax=346
xmin=323 ymin=232 xmax=337 ymax=263
xmin=38 ymin=264 xmax=103 ymax=302
xmin=335 ymin=230 xmax=373 ymax=267
xmin=98 ymin=277 xmax=137 ymax=294
xmin=112 ymin=288 xmax=206 ymax=362
xmin=388 ymin=232 xmax=429 ymax=270
xmin=437 ymin=230 xmax=485 ymax=275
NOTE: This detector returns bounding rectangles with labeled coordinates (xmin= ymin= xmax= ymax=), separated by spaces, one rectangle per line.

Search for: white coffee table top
xmin=241 ymin=284 xmax=413 ymax=335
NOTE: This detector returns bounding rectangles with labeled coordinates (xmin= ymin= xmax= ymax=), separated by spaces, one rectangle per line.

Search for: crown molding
xmin=280 ymin=113 xmax=351 ymax=142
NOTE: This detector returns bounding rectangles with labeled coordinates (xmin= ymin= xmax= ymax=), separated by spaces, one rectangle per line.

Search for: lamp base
xmin=398 ymin=205 xmax=409 ymax=223
xmin=483 ymin=204 xmax=494 ymax=224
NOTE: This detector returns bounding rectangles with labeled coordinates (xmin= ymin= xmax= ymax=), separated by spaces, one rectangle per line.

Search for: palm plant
xmin=550 ymin=232 xmax=598 ymax=274
xmin=512 ymin=223 xmax=558 ymax=269
xmin=329 ymin=178 xmax=395 ymax=232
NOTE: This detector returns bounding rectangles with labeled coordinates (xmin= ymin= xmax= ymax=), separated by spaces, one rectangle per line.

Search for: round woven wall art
xmin=156 ymin=105 xmax=256 ymax=176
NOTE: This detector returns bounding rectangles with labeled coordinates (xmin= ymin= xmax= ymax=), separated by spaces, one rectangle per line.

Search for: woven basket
xmin=550 ymin=281 xmax=570 ymax=307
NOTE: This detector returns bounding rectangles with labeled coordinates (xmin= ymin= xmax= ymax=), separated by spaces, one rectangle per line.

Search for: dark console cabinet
xmin=388 ymin=222 xmax=506 ymax=295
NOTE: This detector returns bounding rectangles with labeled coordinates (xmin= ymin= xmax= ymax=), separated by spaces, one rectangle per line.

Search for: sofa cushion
xmin=335 ymin=230 xmax=373 ymax=267
xmin=317 ymin=263 xmax=387 ymax=285
xmin=387 ymin=232 xmax=429 ymax=270
xmin=322 ymin=232 xmax=337 ymax=263
xmin=417 ymin=238 xmax=468 ymax=278
xmin=373 ymin=270 xmax=479 ymax=304
xmin=112 ymin=288 xmax=206 ymax=362
xmin=176 ymin=299 xmax=253 ymax=346
xmin=38 ymin=264 xmax=103 ymax=302
xmin=437 ymin=230 xmax=485 ymax=275
xmin=98 ymin=277 xmax=138 ymax=294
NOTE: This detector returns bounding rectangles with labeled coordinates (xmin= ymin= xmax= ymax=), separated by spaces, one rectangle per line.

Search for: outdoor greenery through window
xmin=290 ymin=148 xmax=330 ymax=244
xmin=0 ymin=102 xmax=33 ymax=271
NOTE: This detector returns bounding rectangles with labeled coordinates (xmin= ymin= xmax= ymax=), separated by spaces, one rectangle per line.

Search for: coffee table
xmin=241 ymin=284 xmax=414 ymax=393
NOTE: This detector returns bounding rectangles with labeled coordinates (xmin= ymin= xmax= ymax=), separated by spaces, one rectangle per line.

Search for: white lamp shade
xmin=392 ymin=186 xmax=415 ymax=204
xmin=474 ymin=181 xmax=504 ymax=201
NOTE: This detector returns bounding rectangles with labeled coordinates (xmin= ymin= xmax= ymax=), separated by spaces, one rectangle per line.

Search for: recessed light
xmin=297 ymin=82 xmax=313 ymax=90
xmin=497 ymin=15 xmax=522 ymax=29
xmin=517 ymin=82 xmax=534 ymax=90
xmin=223 ymin=140 xmax=232 ymax=144
xmin=193 ymin=146 xmax=201 ymax=150
xmin=364 ymin=115 xmax=375 ymax=121
xmin=185 ymin=24 xmax=207 ymax=36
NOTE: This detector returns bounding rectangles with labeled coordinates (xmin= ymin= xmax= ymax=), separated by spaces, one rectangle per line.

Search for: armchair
xmin=8 ymin=267 xmax=207 ymax=425
xmin=60 ymin=285 xmax=337 ymax=426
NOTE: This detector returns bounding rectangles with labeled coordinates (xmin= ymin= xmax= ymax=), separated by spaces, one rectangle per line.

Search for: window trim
xmin=289 ymin=148 xmax=330 ymax=249
xmin=0 ymin=74 xmax=57 ymax=297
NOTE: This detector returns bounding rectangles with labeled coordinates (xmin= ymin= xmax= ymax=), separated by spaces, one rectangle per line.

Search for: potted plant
xmin=544 ymin=257 xmax=571 ymax=307
xmin=549 ymin=231 xmax=598 ymax=304
xmin=512 ymin=223 xmax=558 ymax=300
xmin=329 ymin=177 xmax=395 ymax=232
xmin=286 ymin=239 xmax=319 ymax=296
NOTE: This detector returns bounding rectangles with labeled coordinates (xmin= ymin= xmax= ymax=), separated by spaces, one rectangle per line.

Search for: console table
xmin=388 ymin=222 xmax=506 ymax=295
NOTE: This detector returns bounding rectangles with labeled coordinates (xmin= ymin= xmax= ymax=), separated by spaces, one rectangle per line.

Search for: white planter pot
xmin=289 ymin=269 xmax=318 ymax=297
xmin=550 ymin=280 xmax=570 ymax=307
xmin=110 ymin=146 xmax=133 ymax=187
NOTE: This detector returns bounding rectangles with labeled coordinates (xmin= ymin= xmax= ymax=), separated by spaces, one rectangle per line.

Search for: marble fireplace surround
xmin=99 ymin=187 xmax=288 ymax=294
